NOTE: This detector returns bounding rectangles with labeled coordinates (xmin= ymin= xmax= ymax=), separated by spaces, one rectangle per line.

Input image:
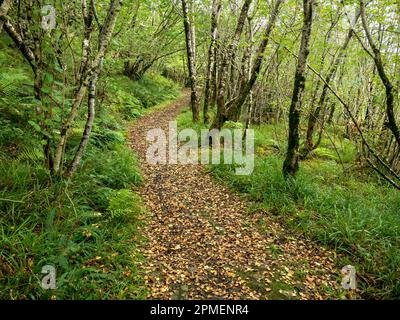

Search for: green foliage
xmin=107 ymin=189 xmax=145 ymax=220
xmin=2 ymin=0 xmax=399 ymax=301
xmin=0 ymin=120 xmax=27 ymax=151
xmin=178 ymin=106 xmax=400 ymax=299
xmin=311 ymin=147 xmax=340 ymax=161
xmin=90 ymin=127 xmax=126 ymax=149
xmin=176 ymin=106 xmax=209 ymax=133
xmin=211 ymin=152 xmax=400 ymax=299
xmin=106 ymin=73 xmax=179 ymax=113
xmin=223 ymin=121 xmax=244 ymax=130
xmin=253 ymin=123 xmax=287 ymax=155
xmin=85 ymin=145 xmax=142 ymax=190
xmin=0 ymin=142 xmax=147 ymax=299
xmin=0 ymin=62 xmax=177 ymax=298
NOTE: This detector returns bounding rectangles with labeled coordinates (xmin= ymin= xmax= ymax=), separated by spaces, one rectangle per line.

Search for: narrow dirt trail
xmin=129 ymin=91 xmax=340 ymax=300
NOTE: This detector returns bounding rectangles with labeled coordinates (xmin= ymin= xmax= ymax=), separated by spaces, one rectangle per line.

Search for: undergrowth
xmin=176 ymin=106 xmax=400 ymax=300
xmin=0 ymin=44 xmax=179 ymax=299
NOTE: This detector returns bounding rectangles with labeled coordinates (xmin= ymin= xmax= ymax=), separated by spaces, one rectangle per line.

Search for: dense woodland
xmin=0 ymin=0 xmax=399 ymax=300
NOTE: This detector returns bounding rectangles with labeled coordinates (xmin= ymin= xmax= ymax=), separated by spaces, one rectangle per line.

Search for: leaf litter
xmin=129 ymin=90 xmax=345 ymax=300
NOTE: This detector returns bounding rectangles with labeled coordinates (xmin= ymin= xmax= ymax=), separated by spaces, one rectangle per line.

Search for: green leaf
xmin=44 ymin=73 xmax=54 ymax=83
xmin=54 ymin=80 xmax=64 ymax=87
xmin=41 ymin=86 xmax=52 ymax=94
xmin=28 ymin=120 xmax=42 ymax=132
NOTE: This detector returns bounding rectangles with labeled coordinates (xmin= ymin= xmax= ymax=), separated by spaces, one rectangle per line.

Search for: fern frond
xmin=16 ymin=146 xmax=44 ymax=162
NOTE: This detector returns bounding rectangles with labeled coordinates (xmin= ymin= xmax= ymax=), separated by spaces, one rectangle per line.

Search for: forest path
xmin=129 ymin=90 xmax=340 ymax=299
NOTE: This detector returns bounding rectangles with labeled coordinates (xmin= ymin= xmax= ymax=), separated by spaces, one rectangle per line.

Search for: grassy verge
xmin=0 ymin=43 xmax=180 ymax=299
xmin=176 ymin=106 xmax=400 ymax=300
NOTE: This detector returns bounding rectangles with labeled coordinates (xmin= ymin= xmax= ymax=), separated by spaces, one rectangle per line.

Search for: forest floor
xmin=129 ymin=90 xmax=342 ymax=300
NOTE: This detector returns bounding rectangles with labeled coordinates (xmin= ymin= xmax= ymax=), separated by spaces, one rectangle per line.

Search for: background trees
xmin=1 ymin=0 xmax=398 ymax=182
xmin=175 ymin=0 xmax=399 ymax=184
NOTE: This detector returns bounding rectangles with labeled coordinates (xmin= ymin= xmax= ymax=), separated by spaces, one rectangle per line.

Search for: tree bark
xmin=1 ymin=16 xmax=36 ymax=72
xmin=227 ymin=0 xmax=283 ymax=122
xmin=64 ymin=0 xmax=122 ymax=177
xmin=53 ymin=0 xmax=123 ymax=175
xmin=211 ymin=33 xmax=219 ymax=107
xmin=211 ymin=0 xmax=253 ymax=130
xmin=65 ymin=68 xmax=100 ymax=177
xmin=181 ymin=0 xmax=200 ymax=122
xmin=0 ymin=0 xmax=12 ymax=33
xmin=78 ymin=0 xmax=94 ymax=85
xmin=282 ymin=0 xmax=314 ymax=178
xmin=360 ymin=0 xmax=400 ymax=148
xmin=244 ymin=17 xmax=254 ymax=137
xmin=203 ymin=0 xmax=221 ymax=124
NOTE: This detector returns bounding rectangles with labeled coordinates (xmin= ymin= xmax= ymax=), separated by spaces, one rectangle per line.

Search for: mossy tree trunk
xmin=282 ymin=0 xmax=314 ymax=178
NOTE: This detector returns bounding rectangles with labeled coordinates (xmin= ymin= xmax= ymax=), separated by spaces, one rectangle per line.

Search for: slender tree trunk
xmin=227 ymin=0 xmax=283 ymax=122
xmin=327 ymin=68 xmax=345 ymax=124
xmin=53 ymin=0 xmax=94 ymax=174
xmin=282 ymin=0 xmax=314 ymax=178
xmin=64 ymin=0 xmax=122 ymax=177
xmin=189 ymin=0 xmax=196 ymax=62
xmin=79 ymin=0 xmax=94 ymax=84
xmin=181 ymin=0 xmax=200 ymax=122
xmin=65 ymin=66 xmax=100 ymax=177
xmin=54 ymin=0 xmax=122 ymax=175
xmin=211 ymin=37 xmax=219 ymax=106
xmin=301 ymin=8 xmax=360 ymax=158
xmin=203 ymin=0 xmax=221 ymax=124
xmin=364 ymin=65 xmax=376 ymax=130
xmin=360 ymin=0 xmax=400 ymax=148
xmin=244 ymin=18 xmax=254 ymax=137
xmin=212 ymin=0 xmax=253 ymax=129
xmin=53 ymin=0 xmax=94 ymax=173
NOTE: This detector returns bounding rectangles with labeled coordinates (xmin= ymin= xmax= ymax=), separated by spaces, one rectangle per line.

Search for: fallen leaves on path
xmin=129 ymin=90 xmax=341 ymax=300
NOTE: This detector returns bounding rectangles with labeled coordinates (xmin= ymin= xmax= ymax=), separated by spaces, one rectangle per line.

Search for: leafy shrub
xmin=96 ymin=113 xmax=123 ymax=131
xmin=0 ymin=120 xmax=25 ymax=145
xmin=107 ymin=74 xmax=179 ymax=111
xmin=111 ymin=89 xmax=144 ymax=120
xmin=0 ymin=119 xmax=36 ymax=158
xmin=118 ymin=103 xmax=143 ymax=120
